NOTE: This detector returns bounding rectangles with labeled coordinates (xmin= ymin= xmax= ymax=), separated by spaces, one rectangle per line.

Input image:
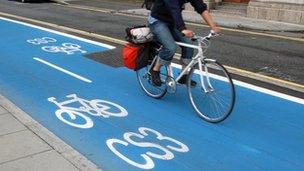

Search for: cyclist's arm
xmin=188 ymin=0 xmax=220 ymax=33
xmin=201 ymin=10 xmax=220 ymax=33
xmin=182 ymin=11 xmax=220 ymax=37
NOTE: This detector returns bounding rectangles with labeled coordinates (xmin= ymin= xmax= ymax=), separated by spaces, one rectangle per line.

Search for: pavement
xmin=51 ymin=0 xmax=304 ymax=32
xmin=120 ymin=9 xmax=304 ymax=32
xmin=0 ymin=95 xmax=99 ymax=171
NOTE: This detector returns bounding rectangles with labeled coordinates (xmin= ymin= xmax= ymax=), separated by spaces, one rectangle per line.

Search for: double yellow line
xmin=0 ymin=10 xmax=303 ymax=93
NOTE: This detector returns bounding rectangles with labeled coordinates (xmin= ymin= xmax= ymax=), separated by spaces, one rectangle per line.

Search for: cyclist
xmin=148 ymin=0 xmax=220 ymax=86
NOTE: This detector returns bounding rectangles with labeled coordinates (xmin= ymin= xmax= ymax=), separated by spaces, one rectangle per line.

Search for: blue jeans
xmin=149 ymin=20 xmax=194 ymax=66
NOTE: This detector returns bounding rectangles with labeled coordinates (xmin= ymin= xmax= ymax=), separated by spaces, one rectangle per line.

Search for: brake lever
xmin=210 ymin=30 xmax=219 ymax=37
xmin=205 ymin=30 xmax=219 ymax=40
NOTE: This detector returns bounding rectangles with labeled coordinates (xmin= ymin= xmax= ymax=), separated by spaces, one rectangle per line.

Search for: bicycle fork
xmin=197 ymin=59 xmax=215 ymax=93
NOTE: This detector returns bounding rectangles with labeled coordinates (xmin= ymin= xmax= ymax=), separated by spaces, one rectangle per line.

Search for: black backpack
xmin=142 ymin=0 xmax=155 ymax=10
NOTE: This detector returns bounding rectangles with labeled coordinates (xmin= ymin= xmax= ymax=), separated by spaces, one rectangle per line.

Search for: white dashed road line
xmin=33 ymin=57 xmax=92 ymax=83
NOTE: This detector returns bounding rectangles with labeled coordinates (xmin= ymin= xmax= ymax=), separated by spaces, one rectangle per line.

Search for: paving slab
xmin=0 ymin=114 xmax=26 ymax=136
xmin=0 ymin=150 xmax=78 ymax=171
xmin=0 ymin=95 xmax=38 ymax=126
xmin=0 ymin=106 xmax=7 ymax=115
xmin=28 ymin=123 xmax=101 ymax=171
xmin=0 ymin=130 xmax=51 ymax=164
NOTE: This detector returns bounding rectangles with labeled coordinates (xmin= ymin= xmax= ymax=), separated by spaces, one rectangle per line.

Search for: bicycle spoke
xmin=210 ymin=92 xmax=230 ymax=109
xmin=137 ymin=64 xmax=167 ymax=99
xmin=209 ymin=93 xmax=227 ymax=117
xmin=188 ymin=60 xmax=235 ymax=123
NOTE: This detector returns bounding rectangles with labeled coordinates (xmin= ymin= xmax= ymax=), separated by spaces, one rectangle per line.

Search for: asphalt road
xmin=0 ymin=0 xmax=303 ymax=96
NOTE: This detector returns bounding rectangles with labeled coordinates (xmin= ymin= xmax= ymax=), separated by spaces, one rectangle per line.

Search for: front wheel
xmin=90 ymin=99 xmax=128 ymax=117
xmin=136 ymin=62 xmax=168 ymax=99
xmin=55 ymin=109 xmax=93 ymax=129
xmin=187 ymin=60 xmax=235 ymax=123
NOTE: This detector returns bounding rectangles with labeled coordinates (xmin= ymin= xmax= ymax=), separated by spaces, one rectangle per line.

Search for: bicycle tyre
xmin=42 ymin=46 xmax=60 ymax=53
xmin=187 ymin=60 xmax=235 ymax=123
xmin=55 ymin=109 xmax=93 ymax=129
xmin=90 ymin=99 xmax=128 ymax=117
xmin=136 ymin=63 xmax=168 ymax=99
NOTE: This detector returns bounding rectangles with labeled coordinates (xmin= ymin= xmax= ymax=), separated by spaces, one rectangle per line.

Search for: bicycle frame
xmin=166 ymin=36 xmax=215 ymax=93
xmin=48 ymin=94 xmax=99 ymax=115
xmin=48 ymin=94 xmax=129 ymax=118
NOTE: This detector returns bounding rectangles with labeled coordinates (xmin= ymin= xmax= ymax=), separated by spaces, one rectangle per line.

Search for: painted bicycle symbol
xmin=27 ymin=37 xmax=57 ymax=45
xmin=48 ymin=94 xmax=128 ymax=129
xmin=27 ymin=37 xmax=87 ymax=55
xmin=42 ymin=43 xmax=87 ymax=55
xmin=107 ymin=127 xmax=189 ymax=170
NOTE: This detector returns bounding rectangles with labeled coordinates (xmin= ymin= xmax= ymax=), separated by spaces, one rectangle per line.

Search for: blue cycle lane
xmin=0 ymin=17 xmax=303 ymax=170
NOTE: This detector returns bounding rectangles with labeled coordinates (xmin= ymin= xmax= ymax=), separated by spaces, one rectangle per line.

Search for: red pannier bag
xmin=123 ymin=43 xmax=150 ymax=71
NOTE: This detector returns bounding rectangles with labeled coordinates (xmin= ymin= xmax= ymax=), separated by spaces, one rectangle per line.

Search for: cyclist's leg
xmin=171 ymin=28 xmax=194 ymax=66
xmin=149 ymin=20 xmax=177 ymax=69
xmin=149 ymin=21 xmax=177 ymax=86
xmin=171 ymin=29 xmax=196 ymax=85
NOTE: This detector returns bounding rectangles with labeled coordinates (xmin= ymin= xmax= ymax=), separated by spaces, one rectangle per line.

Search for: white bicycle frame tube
xmin=167 ymin=40 xmax=213 ymax=92
xmin=48 ymin=94 xmax=94 ymax=113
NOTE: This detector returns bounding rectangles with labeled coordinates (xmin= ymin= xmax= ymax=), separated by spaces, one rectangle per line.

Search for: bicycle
xmin=136 ymin=31 xmax=235 ymax=123
xmin=42 ymin=43 xmax=87 ymax=55
xmin=48 ymin=94 xmax=128 ymax=128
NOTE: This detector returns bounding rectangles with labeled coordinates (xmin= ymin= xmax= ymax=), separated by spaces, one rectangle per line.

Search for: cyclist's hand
xmin=182 ymin=29 xmax=194 ymax=38
xmin=211 ymin=27 xmax=221 ymax=34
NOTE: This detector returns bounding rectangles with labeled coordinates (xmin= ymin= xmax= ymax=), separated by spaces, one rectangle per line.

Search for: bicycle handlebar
xmin=176 ymin=30 xmax=218 ymax=50
xmin=191 ymin=30 xmax=218 ymax=41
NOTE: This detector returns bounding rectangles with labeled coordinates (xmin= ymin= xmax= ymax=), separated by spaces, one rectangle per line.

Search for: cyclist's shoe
xmin=150 ymin=69 xmax=162 ymax=87
xmin=178 ymin=74 xmax=197 ymax=87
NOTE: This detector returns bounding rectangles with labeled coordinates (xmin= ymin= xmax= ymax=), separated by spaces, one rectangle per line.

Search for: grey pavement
xmin=120 ymin=8 xmax=304 ymax=32
xmin=0 ymin=96 xmax=100 ymax=171
xmin=55 ymin=0 xmax=304 ymax=32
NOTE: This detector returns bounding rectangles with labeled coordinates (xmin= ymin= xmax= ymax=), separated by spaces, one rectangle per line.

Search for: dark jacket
xmin=151 ymin=0 xmax=207 ymax=31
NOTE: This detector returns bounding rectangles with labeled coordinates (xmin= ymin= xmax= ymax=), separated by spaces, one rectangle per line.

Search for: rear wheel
xmin=136 ymin=61 xmax=168 ymax=99
xmin=187 ymin=60 xmax=235 ymax=123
